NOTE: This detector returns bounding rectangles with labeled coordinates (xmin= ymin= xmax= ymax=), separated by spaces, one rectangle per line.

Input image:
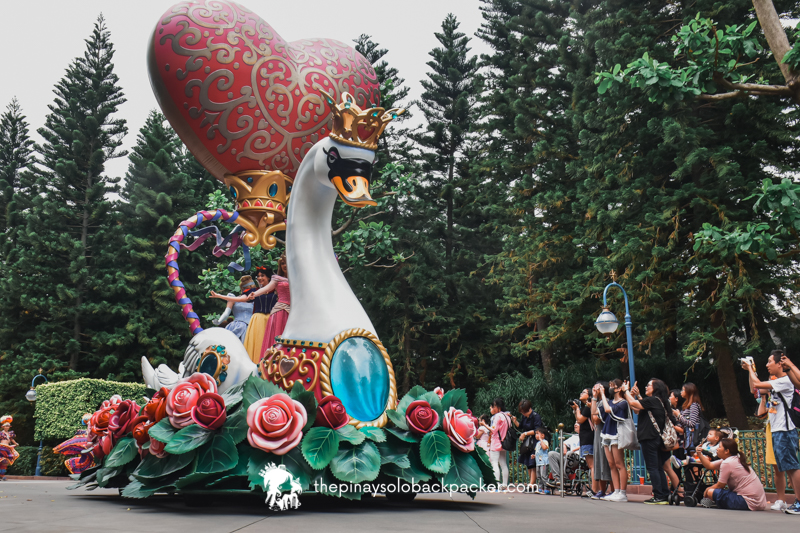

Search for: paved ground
xmin=0 ymin=480 xmax=797 ymax=533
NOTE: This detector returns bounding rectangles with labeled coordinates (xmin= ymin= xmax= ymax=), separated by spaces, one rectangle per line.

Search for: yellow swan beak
xmin=331 ymin=175 xmax=377 ymax=208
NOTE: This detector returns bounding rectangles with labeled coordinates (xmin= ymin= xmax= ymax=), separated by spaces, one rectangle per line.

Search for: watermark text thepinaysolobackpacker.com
xmin=314 ymin=478 xmax=538 ymax=495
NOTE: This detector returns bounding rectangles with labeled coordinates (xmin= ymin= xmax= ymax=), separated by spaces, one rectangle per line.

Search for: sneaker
xmin=543 ymin=489 xmax=552 ymax=495
xmin=591 ymin=491 xmax=606 ymax=500
xmin=785 ymin=500 xmax=800 ymax=515
xmin=605 ymin=492 xmax=625 ymax=502
xmin=670 ymin=456 xmax=682 ymax=469
xmin=700 ymin=497 xmax=715 ymax=508
xmin=771 ymin=500 xmax=787 ymax=511
xmin=644 ymin=497 xmax=668 ymax=505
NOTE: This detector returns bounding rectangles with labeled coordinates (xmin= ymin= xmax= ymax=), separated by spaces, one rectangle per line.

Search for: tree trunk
xmin=445 ymin=158 xmax=454 ymax=269
xmin=711 ymin=310 xmax=750 ymax=429
xmin=752 ymin=0 xmax=800 ymax=102
xmin=537 ymin=316 xmax=554 ymax=376
xmin=71 ymin=170 xmax=92 ymax=370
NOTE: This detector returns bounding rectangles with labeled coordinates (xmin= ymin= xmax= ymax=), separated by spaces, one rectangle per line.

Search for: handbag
xmin=648 ymin=405 xmax=679 ymax=451
xmin=612 ymin=403 xmax=639 ymax=451
xmin=519 ymin=434 xmax=536 ymax=457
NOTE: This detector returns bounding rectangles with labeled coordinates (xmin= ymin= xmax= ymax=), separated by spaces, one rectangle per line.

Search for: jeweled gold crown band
xmin=321 ymin=90 xmax=404 ymax=151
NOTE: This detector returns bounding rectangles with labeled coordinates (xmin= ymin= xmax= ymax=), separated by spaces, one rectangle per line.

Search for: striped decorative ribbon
xmin=166 ymin=209 xmax=240 ymax=336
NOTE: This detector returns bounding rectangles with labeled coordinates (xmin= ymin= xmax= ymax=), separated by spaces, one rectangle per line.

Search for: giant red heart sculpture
xmin=148 ymin=0 xmax=380 ymax=180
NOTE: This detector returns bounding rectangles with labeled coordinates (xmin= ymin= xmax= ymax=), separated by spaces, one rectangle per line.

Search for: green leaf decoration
xmin=386 ymin=427 xmax=420 ymax=443
xmin=207 ymin=445 xmax=253 ymax=486
xmin=376 ymin=438 xmax=411 ymax=465
xmin=242 ymin=374 xmax=283 ymax=409
xmin=359 ymin=427 xmax=386 ymax=443
xmin=386 ymin=408 xmax=408 ymax=430
xmin=121 ymin=479 xmax=159 ymax=499
xmin=96 ymin=465 xmax=122 ymax=487
xmin=221 ymin=382 xmax=244 ymax=412
xmin=301 ymin=427 xmax=340 ymax=469
xmin=336 ymin=424 xmax=366 ymax=445
xmin=383 ymin=447 xmax=432 ymax=483
xmin=221 ymin=408 xmax=248 ymax=445
xmin=406 ymin=385 xmax=428 ymax=399
xmin=442 ymin=450 xmax=481 ymax=490
xmin=247 ymin=448 xmax=275 ymax=491
xmin=329 ymin=441 xmax=381 ymax=483
xmin=280 ymin=446 xmax=315 ymax=488
xmin=132 ymin=449 xmax=196 ymax=480
xmin=103 ymin=437 xmax=138 ymax=468
xmin=441 ymin=389 xmax=468 ymax=413
xmin=419 ymin=431 xmax=452 ymax=474
xmin=197 ymin=434 xmax=239 ymax=474
xmin=290 ymin=381 xmax=317 ymax=432
xmin=165 ymin=424 xmax=214 ymax=455
xmin=471 ymin=448 xmax=497 ymax=485
xmin=148 ymin=418 xmax=179 ymax=444
xmin=174 ymin=471 xmax=213 ymax=489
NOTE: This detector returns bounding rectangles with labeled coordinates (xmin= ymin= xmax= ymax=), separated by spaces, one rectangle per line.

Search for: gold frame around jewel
xmin=319 ymin=328 xmax=397 ymax=429
xmin=197 ymin=345 xmax=230 ymax=386
xmin=261 ymin=346 xmax=320 ymax=391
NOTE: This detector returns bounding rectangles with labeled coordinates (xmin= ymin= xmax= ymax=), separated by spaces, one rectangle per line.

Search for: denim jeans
xmin=640 ymin=438 xmax=670 ymax=499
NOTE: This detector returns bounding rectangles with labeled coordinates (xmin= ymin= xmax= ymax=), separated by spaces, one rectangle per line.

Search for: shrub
xmin=33 ymin=378 xmax=147 ymax=440
xmin=7 ymin=446 xmax=36 ymax=476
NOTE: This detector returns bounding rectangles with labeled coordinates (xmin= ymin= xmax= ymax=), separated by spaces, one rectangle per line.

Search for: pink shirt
xmin=718 ymin=456 xmax=768 ymax=511
xmin=489 ymin=412 xmax=509 ymax=452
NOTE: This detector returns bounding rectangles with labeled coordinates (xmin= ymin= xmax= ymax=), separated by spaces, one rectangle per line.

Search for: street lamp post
xmin=25 ymin=374 xmax=48 ymax=477
xmin=594 ymin=282 xmax=636 ymax=386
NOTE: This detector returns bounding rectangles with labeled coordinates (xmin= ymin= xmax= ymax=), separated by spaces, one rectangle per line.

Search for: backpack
xmin=693 ymin=414 xmax=711 ymax=448
xmin=776 ymin=386 xmax=800 ymax=428
xmin=501 ymin=414 xmax=520 ymax=452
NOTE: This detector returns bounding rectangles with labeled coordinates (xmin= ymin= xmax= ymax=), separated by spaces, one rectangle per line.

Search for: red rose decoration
xmin=246 ymin=393 xmax=307 ymax=455
xmin=149 ymin=436 xmax=168 ymax=458
xmin=433 ymin=387 xmax=445 ymax=399
xmin=88 ymin=406 xmax=114 ymax=437
xmin=315 ymin=396 xmax=349 ymax=430
xmin=166 ymin=373 xmax=218 ymax=428
xmin=143 ymin=387 xmax=170 ymax=423
xmin=405 ymin=400 xmax=439 ymax=434
xmin=131 ymin=416 xmax=153 ymax=447
xmin=108 ymin=400 xmax=140 ymax=440
xmin=443 ymin=407 xmax=477 ymax=452
xmin=191 ymin=393 xmax=227 ymax=430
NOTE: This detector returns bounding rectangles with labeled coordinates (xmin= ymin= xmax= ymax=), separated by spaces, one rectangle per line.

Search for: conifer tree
xmin=4 ymin=15 xmax=129 ymax=377
xmin=0 ymin=98 xmax=33 ymax=238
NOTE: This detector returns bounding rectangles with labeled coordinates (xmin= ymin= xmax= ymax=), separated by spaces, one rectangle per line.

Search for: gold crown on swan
xmin=321 ymin=90 xmax=405 ymax=151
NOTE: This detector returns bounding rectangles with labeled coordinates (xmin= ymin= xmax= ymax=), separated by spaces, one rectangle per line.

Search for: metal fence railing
xmin=508 ymin=429 xmax=796 ymax=494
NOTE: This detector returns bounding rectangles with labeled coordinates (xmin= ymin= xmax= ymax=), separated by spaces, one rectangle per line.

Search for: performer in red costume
xmin=258 ymin=254 xmax=290 ymax=359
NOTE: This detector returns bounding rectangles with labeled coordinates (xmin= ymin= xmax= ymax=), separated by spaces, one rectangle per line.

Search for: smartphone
xmin=740 ymin=356 xmax=755 ymax=370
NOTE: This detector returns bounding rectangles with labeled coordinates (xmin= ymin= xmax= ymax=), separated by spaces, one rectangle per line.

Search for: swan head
xmin=311 ymin=138 xmax=377 ymax=208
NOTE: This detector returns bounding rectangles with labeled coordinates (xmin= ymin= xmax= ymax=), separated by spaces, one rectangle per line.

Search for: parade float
xmin=65 ymin=0 xmax=494 ymax=504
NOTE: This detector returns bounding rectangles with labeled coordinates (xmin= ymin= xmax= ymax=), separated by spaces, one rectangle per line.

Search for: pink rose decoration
xmin=433 ymin=387 xmax=444 ymax=399
xmin=108 ymin=399 xmax=140 ymax=440
xmin=315 ymin=396 xmax=349 ymax=430
xmin=246 ymin=393 xmax=307 ymax=455
xmin=166 ymin=373 xmax=218 ymax=428
xmin=405 ymin=400 xmax=439 ymax=434
xmin=443 ymin=407 xmax=477 ymax=452
xmin=149 ymin=437 xmax=168 ymax=458
xmin=191 ymin=392 xmax=227 ymax=430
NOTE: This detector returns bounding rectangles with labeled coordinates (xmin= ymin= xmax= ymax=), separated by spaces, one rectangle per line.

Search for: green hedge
xmin=6 ymin=446 xmax=68 ymax=477
xmin=34 ymin=378 xmax=148 ymax=440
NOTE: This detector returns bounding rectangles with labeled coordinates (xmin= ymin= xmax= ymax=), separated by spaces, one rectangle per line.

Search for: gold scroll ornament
xmin=224 ymin=170 xmax=292 ymax=249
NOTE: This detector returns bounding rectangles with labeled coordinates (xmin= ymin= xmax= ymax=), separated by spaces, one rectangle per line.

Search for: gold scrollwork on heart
xmin=261 ymin=346 xmax=320 ymax=391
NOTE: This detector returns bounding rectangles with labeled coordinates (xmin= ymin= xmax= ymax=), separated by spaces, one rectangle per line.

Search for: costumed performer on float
xmin=259 ymin=254 xmax=290 ymax=358
xmin=211 ymin=266 xmax=277 ymax=364
xmin=53 ymin=414 xmax=95 ymax=474
xmin=0 ymin=415 xmax=19 ymax=480
xmin=211 ymin=275 xmax=256 ymax=344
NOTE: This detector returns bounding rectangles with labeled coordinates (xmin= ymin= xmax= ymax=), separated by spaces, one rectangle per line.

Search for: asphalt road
xmin=0 ymin=480 xmax=797 ymax=533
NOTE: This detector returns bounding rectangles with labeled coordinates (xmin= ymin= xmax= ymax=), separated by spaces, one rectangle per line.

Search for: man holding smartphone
xmin=744 ymin=350 xmax=800 ymax=515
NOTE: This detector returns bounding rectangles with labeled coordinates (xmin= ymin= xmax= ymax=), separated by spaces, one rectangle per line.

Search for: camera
xmin=567 ymin=399 xmax=581 ymax=408
xmin=739 ymin=356 xmax=754 ymax=369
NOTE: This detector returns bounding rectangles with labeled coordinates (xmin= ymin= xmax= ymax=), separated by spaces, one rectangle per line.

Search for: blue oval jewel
xmin=229 ymin=186 xmax=237 ymax=198
xmin=219 ymin=372 xmax=227 ymax=383
xmin=269 ymin=183 xmax=278 ymax=197
xmin=247 ymin=176 xmax=253 ymax=184
xmin=287 ymin=184 xmax=292 ymax=193
xmin=199 ymin=355 xmax=217 ymax=377
xmin=330 ymin=337 xmax=389 ymax=422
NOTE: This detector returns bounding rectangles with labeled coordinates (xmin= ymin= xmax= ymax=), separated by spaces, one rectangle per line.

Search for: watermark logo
xmin=260 ymin=463 xmax=302 ymax=511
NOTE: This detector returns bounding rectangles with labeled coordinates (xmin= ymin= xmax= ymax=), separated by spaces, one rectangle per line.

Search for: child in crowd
xmin=684 ymin=428 xmax=723 ymax=467
xmin=534 ymin=428 xmax=550 ymax=494
xmin=476 ymin=414 xmax=491 ymax=453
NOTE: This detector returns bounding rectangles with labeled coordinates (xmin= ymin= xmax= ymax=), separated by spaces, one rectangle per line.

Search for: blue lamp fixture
xmin=25 ymin=374 xmax=48 ymax=477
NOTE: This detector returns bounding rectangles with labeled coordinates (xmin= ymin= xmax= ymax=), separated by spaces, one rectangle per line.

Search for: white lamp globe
xmin=595 ymin=308 xmax=619 ymax=334
xmin=25 ymin=388 xmax=37 ymax=402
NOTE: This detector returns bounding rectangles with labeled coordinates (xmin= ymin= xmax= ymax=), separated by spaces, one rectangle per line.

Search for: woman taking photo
xmin=673 ymin=382 xmax=704 ymax=453
xmin=572 ymin=388 xmax=595 ymax=496
xmin=599 ymin=379 xmax=629 ymax=502
xmin=590 ymin=381 xmax=613 ymax=499
xmin=624 ymin=378 xmax=675 ymax=505
xmin=513 ymin=399 xmax=540 ymax=489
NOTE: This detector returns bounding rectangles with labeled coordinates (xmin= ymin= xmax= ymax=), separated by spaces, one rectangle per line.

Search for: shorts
xmin=601 ymin=434 xmax=618 ymax=448
xmin=712 ymin=489 xmax=750 ymax=511
xmin=765 ymin=424 xmax=775 ymax=465
xmin=771 ymin=428 xmax=800 ymax=472
xmin=580 ymin=445 xmax=594 ymax=457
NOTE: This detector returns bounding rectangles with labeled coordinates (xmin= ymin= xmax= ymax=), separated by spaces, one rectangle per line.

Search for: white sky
xmin=0 ymin=0 xmax=490 ymax=180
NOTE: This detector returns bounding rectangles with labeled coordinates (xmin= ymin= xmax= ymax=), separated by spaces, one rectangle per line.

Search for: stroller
xmin=670 ymin=427 xmax=736 ymax=507
xmin=546 ymin=450 xmax=591 ymax=496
